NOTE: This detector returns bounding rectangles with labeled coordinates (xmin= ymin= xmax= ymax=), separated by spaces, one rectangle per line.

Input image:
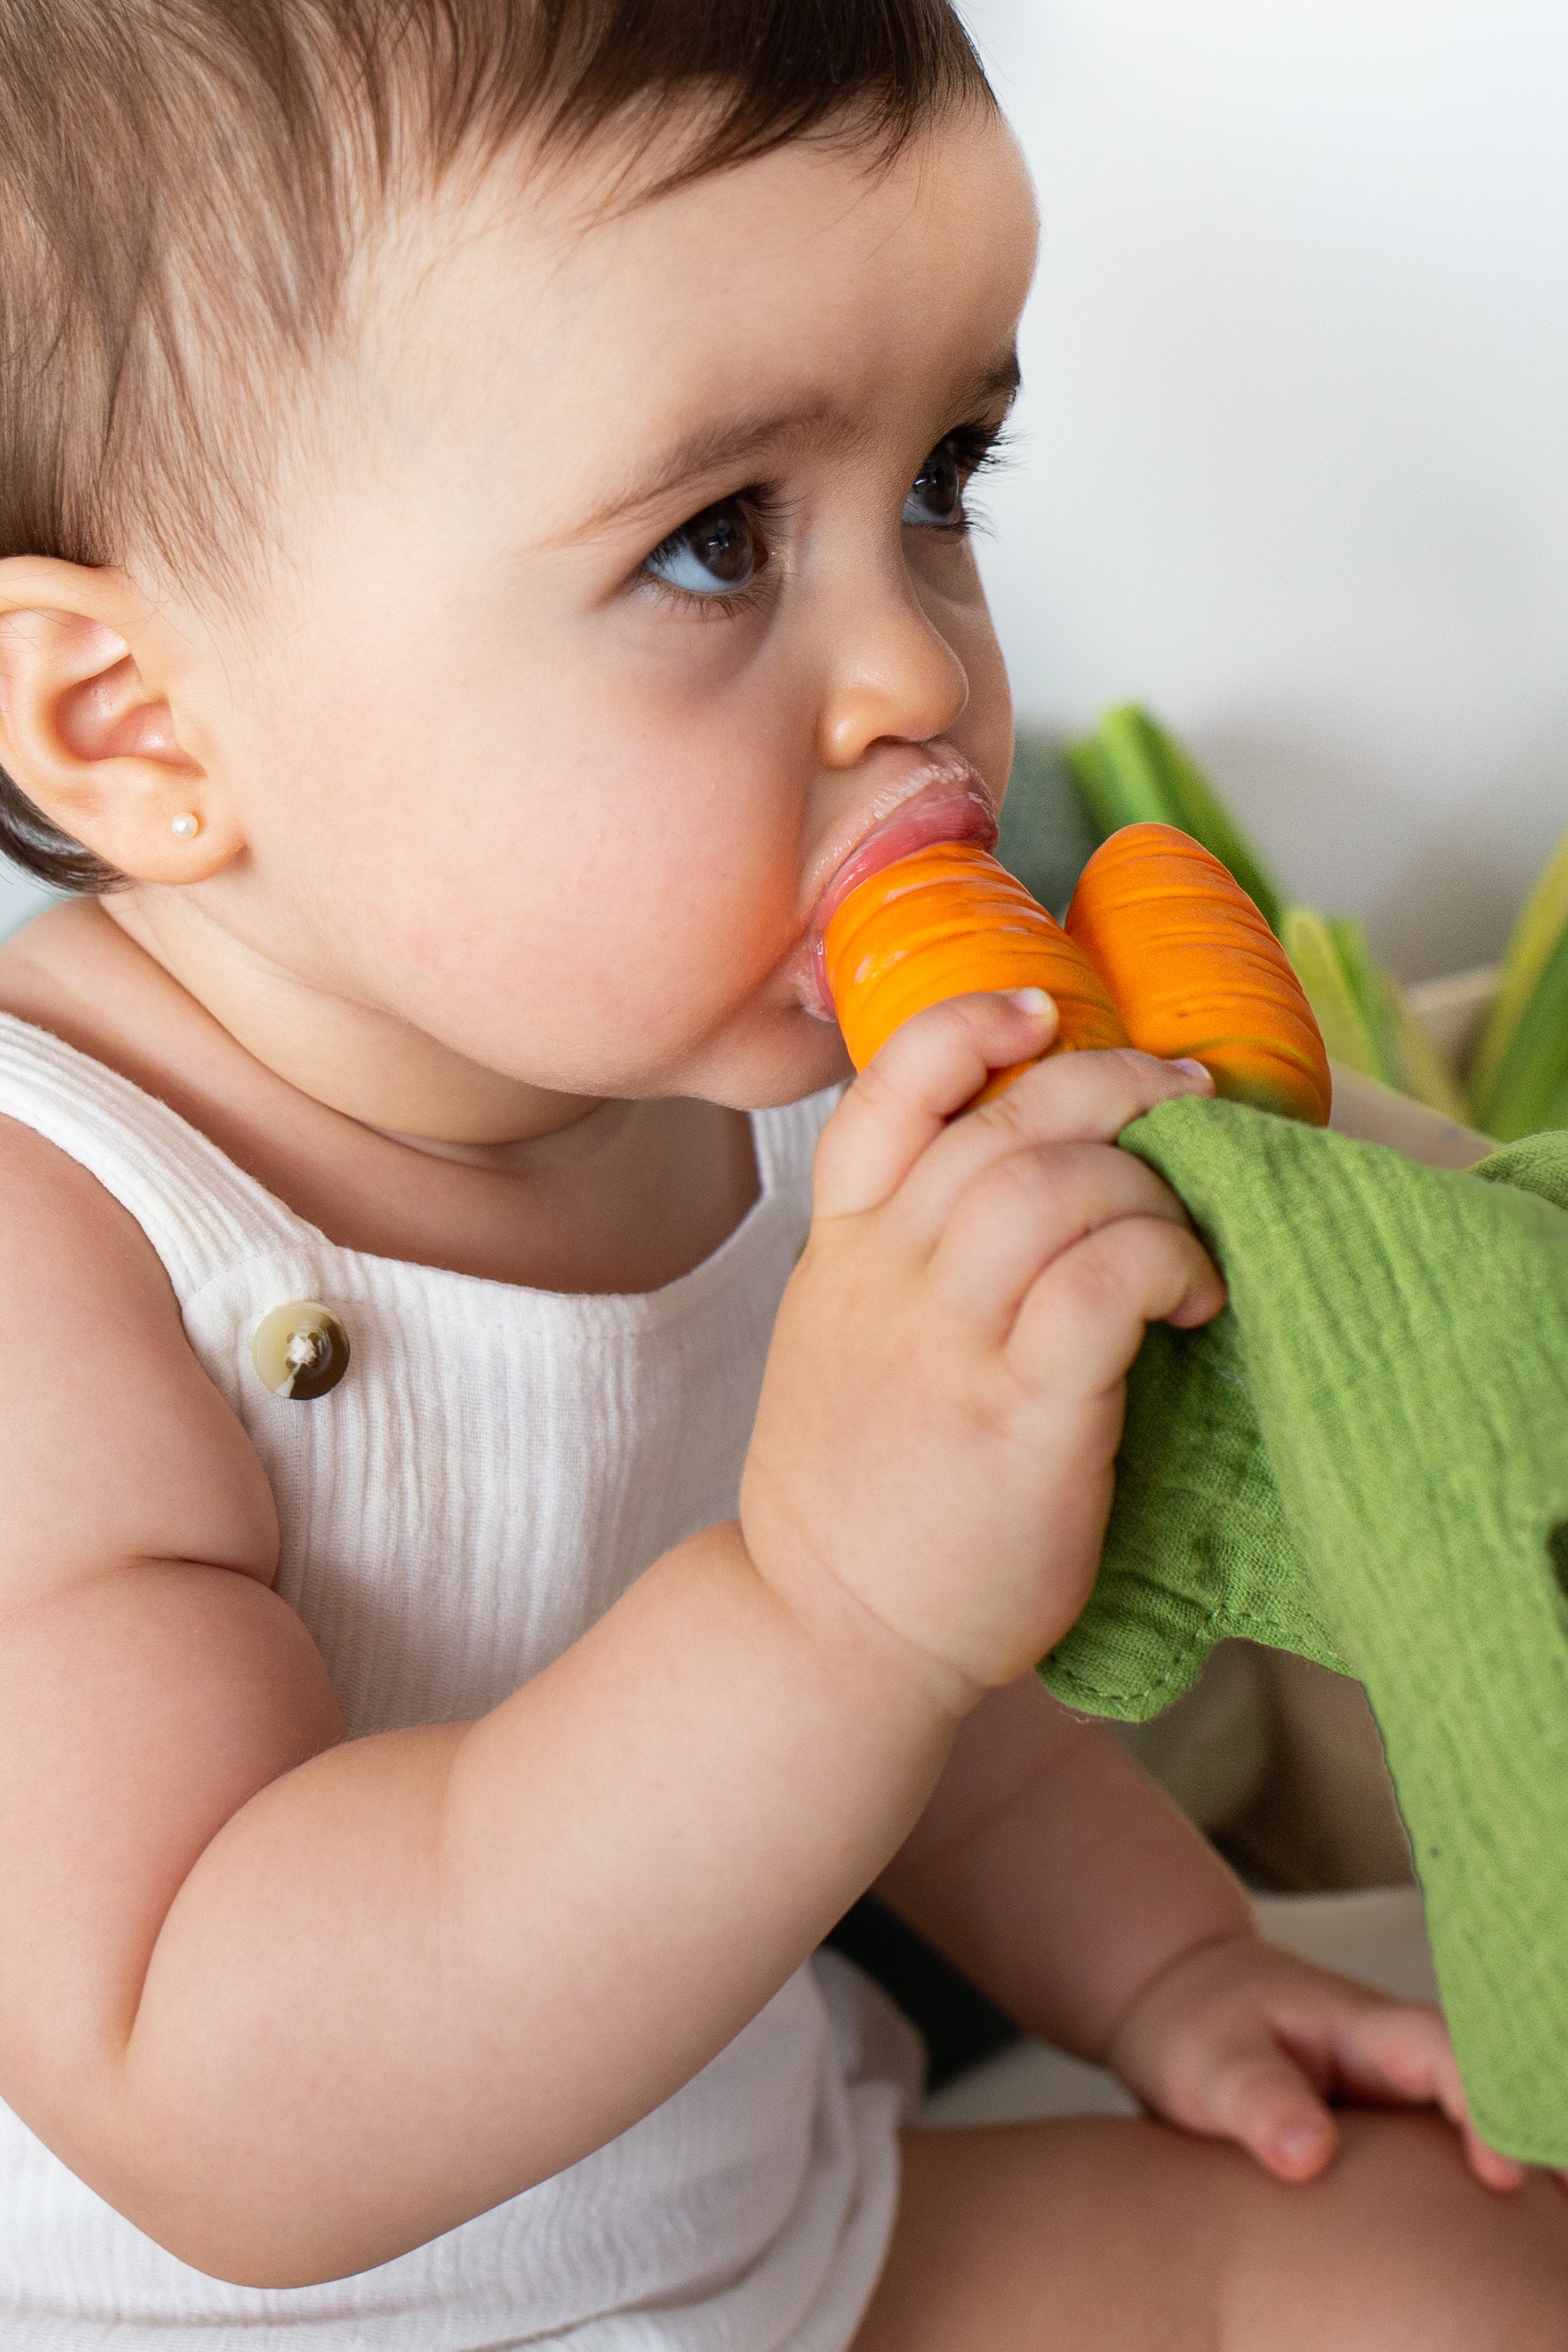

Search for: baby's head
xmin=0 ymin=1 xmax=1036 ymax=1131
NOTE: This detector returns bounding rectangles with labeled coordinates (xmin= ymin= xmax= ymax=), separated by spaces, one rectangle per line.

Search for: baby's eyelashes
xmin=635 ymin=421 xmax=1010 ymax=616
xmin=642 ymin=496 xmax=768 ymax=599
xmin=902 ymin=441 xmax=965 ymax=529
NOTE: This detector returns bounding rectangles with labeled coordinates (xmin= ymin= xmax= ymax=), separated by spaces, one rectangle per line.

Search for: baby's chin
xmin=654 ymin=999 xmax=854 ymax=1113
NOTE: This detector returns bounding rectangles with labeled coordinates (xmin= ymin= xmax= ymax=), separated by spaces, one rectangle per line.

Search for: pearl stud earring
xmin=170 ymin=812 xmax=200 ymax=839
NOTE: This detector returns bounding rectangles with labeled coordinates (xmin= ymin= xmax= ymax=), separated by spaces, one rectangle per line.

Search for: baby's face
xmin=181 ymin=104 xmax=1037 ymax=1112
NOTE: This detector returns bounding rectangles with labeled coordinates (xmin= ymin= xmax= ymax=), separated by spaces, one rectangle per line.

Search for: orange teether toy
xmin=1066 ymin=824 xmax=1330 ymax=1125
xmin=823 ymin=825 xmax=1329 ymax=1124
xmin=821 ymin=841 xmax=1128 ymax=1101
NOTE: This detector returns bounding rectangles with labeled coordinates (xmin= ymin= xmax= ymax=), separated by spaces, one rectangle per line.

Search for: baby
xmin=0 ymin=2 xmax=1563 ymax=2346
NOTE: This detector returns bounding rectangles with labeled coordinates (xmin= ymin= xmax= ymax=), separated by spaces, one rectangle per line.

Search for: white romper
xmin=0 ymin=1013 xmax=919 ymax=2352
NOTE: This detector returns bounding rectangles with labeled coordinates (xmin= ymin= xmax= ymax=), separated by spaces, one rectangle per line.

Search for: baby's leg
xmin=853 ymin=2113 xmax=1568 ymax=2352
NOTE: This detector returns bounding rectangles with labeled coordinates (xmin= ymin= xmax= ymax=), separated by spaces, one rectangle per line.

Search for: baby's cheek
xmin=637 ymin=889 xmax=799 ymax=1037
xmin=367 ymin=709 xmax=808 ymax=1079
xmin=600 ymin=893 xmax=814 ymax=1081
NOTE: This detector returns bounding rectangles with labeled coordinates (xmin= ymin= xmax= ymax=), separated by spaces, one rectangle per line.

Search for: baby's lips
xmin=805 ymin=773 xmax=999 ymax=1016
xmin=809 ymin=778 xmax=999 ymax=942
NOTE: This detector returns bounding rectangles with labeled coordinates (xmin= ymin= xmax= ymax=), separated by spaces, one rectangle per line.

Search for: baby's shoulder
xmin=0 ymin=1109 xmax=279 ymax=1616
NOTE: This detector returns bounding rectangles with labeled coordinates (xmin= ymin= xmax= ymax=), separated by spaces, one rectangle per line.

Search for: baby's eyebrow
xmin=565 ymin=347 xmax=1022 ymax=545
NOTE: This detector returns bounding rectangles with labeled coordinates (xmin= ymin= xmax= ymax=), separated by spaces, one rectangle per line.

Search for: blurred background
xmin=962 ymin=0 xmax=1568 ymax=983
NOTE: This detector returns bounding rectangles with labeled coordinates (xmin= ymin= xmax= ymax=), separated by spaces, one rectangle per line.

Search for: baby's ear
xmin=0 ymin=555 xmax=241 ymax=884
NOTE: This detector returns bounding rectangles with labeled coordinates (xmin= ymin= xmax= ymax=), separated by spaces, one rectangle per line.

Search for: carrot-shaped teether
xmin=822 ymin=840 xmax=1128 ymax=1102
xmin=1068 ymin=824 xmax=1332 ymax=1125
xmin=823 ymin=823 xmax=1330 ymax=1125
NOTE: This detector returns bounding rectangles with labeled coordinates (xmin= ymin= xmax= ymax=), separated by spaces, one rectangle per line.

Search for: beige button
xmin=251 ymin=1300 xmax=351 ymax=1400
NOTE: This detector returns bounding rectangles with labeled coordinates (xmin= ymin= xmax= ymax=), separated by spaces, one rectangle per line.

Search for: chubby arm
xmin=877 ymin=1676 xmax=1523 ymax=2189
xmin=0 ymin=1001 xmax=1223 ymax=2288
xmin=875 ymin=1675 xmax=1250 ymax=2052
xmin=0 ymin=1114 xmax=955 ymax=2285
xmin=0 ymin=1116 xmax=951 ymax=2285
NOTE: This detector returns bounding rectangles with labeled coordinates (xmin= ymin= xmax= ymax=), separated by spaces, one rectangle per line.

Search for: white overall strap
xmin=0 ymin=1012 xmax=310 ymax=1300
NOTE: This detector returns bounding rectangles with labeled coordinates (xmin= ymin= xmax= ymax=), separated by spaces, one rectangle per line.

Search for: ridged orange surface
xmin=822 ymin=842 xmax=1128 ymax=1095
xmin=1065 ymin=824 xmax=1331 ymax=1125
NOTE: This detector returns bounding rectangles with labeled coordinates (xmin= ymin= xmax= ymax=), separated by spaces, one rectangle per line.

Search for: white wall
xmin=965 ymin=0 xmax=1568 ymax=978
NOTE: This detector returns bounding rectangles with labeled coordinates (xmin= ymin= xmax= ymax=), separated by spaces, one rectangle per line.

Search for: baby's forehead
xmin=2 ymin=0 xmax=1008 ymax=604
xmin=375 ymin=111 xmax=1034 ymax=489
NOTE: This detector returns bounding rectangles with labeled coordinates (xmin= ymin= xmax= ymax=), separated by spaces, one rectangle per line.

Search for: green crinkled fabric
xmin=1039 ymin=1096 xmax=1568 ymax=2164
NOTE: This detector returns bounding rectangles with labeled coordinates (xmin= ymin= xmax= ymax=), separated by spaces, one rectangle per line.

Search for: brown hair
xmin=0 ymin=0 xmax=993 ymax=892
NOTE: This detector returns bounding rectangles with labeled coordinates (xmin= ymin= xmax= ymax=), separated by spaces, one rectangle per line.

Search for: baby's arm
xmin=877 ymin=1673 xmax=1521 ymax=2188
xmin=0 ymin=996 xmax=1219 ymax=2288
xmin=0 ymin=1108 xmax=954 ymax=2285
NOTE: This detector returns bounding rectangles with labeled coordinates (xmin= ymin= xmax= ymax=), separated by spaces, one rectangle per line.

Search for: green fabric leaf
xmin=1041 ymin=1097 xmax=1568 ymax=2164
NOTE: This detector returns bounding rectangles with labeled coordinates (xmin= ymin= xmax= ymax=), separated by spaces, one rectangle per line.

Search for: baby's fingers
xmin=1465 ymin=2129 xmax=1529 ymax=2194
xmin=1157 ymin=2038 xmax=1340 ymax=2184
xmin=1006 ymin=1213 xmax=1226 ymax=1396
xmin=890 ymin=1044 xmax=1217 ymax=1251
xmin=1328 ymin=2004 xmax=1528 ymax=2194
xmin=925 ymin=1143 xmax=1197 ymax=1342
xmin=813 ymin=991 xmax=1058 ymax=1220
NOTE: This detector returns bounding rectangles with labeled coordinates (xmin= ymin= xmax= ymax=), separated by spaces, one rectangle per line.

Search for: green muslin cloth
xmin=1038 ymin=1096 xmax=1568 ymax=2165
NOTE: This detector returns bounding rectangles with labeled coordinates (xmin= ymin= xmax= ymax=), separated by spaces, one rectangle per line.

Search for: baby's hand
xmin=1107 ymin=1928 xmax=1529 ymax=2193
xmin=740 ymin=990 xmax=1224 ymax=1711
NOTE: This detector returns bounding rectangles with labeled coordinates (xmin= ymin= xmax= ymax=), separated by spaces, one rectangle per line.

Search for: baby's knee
xmin=1479 ymin=2206 xmax=1568 ymax=2349
xmin=1261 ymin=2114 xmax=1568 ymax=2352
xmin=1419 ymin=2244 xmax=1568 ymax=2352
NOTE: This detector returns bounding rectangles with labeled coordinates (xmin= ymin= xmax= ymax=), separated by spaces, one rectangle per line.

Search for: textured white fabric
xmin=0 ymin=1014 xmax=915 ymax=2351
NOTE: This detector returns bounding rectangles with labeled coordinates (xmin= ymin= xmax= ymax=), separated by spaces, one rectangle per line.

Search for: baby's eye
xmin=903 ymin=442 xmax=965 ymax=530
xmin=642 ymin=497 xmax=765 ymax=597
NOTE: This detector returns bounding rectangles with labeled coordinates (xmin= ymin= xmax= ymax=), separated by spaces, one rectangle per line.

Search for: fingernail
xmin=1277 ymin=2122 xmax=1328 ymax=2168
xmin=1171 ymin=1057 xmax=1214 ymax=1087
xmin=1006 ymin=988 xmax=1054 ymax=1019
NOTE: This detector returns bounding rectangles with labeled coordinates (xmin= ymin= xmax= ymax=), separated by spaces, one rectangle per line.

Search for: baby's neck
xmin=358 ymin=1106 xmax=614 ymax=1171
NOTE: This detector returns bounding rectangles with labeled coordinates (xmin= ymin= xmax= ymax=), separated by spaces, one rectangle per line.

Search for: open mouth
xmin=804 ymin=757 xmax=999 ymax=1017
